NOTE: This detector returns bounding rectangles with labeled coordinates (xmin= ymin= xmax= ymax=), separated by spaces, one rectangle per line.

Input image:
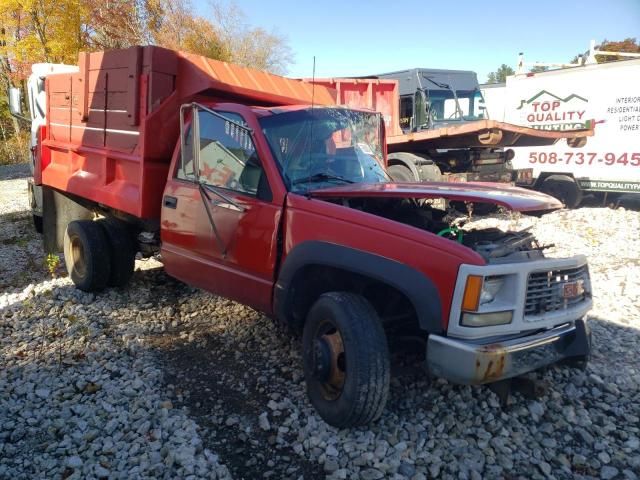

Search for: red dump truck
xmin=13 ymin=46 xmax=592 ymax=427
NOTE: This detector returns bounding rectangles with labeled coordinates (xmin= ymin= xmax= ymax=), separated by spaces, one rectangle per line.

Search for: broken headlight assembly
xmin=460 ymin=275 xmax=513 ymax=327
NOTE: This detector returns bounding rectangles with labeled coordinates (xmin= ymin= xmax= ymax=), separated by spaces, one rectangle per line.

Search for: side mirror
xmin=8 ymin=87 xmax=23 ymax=117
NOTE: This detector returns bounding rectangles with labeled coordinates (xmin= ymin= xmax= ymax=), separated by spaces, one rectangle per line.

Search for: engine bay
xmin=336 ymin=197 xmax=549 ymax=263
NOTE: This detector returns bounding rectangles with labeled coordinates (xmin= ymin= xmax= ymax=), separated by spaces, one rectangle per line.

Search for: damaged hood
xmin=308 ymin=182 xmax=563 ymax=213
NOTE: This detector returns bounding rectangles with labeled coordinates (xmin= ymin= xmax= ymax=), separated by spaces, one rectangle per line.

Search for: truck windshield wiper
xmin=292 ymin=173 xmax=354 ymax=186
xmin=421 ymin=75 xmax=465 ymax=120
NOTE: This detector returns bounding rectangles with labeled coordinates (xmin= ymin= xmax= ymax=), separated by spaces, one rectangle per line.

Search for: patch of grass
xmin=45 ymin=253 xmax=61 ymax=277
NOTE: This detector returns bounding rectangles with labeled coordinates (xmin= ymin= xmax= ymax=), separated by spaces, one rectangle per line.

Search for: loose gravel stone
xmin=601 ymin=466 xmax=619 ymax=479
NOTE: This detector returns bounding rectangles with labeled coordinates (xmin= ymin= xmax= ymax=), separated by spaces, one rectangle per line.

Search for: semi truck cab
xmin=376 ymin=68 xmax=488 ymax=132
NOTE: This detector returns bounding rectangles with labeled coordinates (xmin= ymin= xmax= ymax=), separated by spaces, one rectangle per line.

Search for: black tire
xmin=388 ymin=152 xmax=442 ymax=182
xmin=63 ymin=220 xmax=111 ymax=292
xmin=540 ymin=175 xmax=583 ymax=209
xmin=387 ymin=164 xmax=416 ymax=182
xmin=302 ymin=292 xmax=390 ymax=427
xmin=32 ymin=214 xmax=43 ymax=234
xmin=98 ymin=218 xmax=136 ymax=287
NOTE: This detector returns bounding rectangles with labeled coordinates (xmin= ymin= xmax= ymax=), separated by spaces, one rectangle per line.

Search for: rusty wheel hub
xmin=71 ymin=237 xmax=87 ymax=277
xmin=311 ymin=326 xmax=346 ymax=400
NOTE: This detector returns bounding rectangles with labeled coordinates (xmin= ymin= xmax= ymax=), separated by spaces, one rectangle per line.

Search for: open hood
xmin=308 ymin=182 xmax=563 ymax=213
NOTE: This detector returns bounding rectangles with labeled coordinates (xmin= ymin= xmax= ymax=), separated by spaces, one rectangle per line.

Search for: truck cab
xmin=11 ymin=64 xmax=79 ymax=231
xmin=376 ymin=68 xmax=488 ymax=132
xmin=161 ymin=102 xmax=388 ymax=313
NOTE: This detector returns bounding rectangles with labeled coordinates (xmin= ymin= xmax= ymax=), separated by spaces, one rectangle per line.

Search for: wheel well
xmin=286 ymin=265 xmax=421 ymax=342
xmin=387 ymin=158 xmax=409 ymax=168
xmin=534 ymin=172 xmax=576 ymax=187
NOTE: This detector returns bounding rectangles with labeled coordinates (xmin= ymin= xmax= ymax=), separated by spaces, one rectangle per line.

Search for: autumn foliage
xmin=592 ymin=38 xmax=640 ymax=63
xmin=0 ymin=0 xmax=291 ymax=163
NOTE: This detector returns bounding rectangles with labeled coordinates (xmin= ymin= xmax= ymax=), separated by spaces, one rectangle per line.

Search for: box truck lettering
xmin=490 ymin=58 xmax=640 ymax=202
xmin=607 ymin=96 xmax=640 ymax=131
xmin=517 ymin=90 xmax=588 ymax=130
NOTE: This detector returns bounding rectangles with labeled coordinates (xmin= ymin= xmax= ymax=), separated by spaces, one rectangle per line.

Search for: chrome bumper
xmin=426 ymin=319 xmax=591 ymax=385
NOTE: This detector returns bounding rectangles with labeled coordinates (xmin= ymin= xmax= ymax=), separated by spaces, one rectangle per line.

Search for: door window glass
xmin=399 ymin=96 xmax=413 ymax=131
xmin=176 ymin=125 xmax=195 ymax=180
xmin=198 ymin=111 xmax=264 ymax=196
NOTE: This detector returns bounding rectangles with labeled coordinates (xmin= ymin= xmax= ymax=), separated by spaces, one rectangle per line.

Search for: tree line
xmin=0 ymin=0 xmax=292 ymax=164
xmin=486 ymin=38 xmax=640 ymax=84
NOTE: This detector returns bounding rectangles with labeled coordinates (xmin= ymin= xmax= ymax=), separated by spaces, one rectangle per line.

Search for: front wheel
xmin=302 ymin=292 xmax=390 ymax=428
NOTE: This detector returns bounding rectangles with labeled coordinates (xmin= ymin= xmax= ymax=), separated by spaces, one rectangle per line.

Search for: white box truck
xmin=482 ymin=58 xmax=640 ymax=207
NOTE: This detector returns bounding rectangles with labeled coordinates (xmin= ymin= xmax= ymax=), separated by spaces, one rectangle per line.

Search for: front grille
xmin=525 ymin=265 xmax=590 ymax=317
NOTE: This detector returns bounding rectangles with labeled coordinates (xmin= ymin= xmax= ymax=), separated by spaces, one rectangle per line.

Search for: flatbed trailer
xmin=386 ymin=119 xmax=591 ymax=150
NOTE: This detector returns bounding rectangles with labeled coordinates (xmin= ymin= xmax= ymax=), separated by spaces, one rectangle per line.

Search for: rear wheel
xmin=98 ymin=218 xmax=136 ymax=287
xmin=63 ymin=220 xmax=111 ymax=292
xmin=302 ymin=292 xmax=390 ymax=427
xmin=387 ymin=164 xmax=415 ymax=182
xmin=540 ymin=175 xmax=583 ymax=208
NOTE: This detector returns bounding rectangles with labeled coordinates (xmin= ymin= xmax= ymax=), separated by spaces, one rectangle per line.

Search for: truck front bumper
xmin=426 ymin=319 xmax=591 ymax=385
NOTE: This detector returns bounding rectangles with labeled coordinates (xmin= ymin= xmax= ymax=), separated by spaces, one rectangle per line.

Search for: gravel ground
xmin=0 ymin=166 xmax=231 ymax=479
xmin=1 ymin=163 xmax=639 ymax=479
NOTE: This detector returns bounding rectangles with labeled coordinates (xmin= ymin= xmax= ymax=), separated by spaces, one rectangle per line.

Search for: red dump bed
xmin=40 ymin=46 xmax=336 ymax=219
xmin=311 ymin=78 xmax=593 ymax=150
xmin=307 ymin=78 xmax=402 ymax=136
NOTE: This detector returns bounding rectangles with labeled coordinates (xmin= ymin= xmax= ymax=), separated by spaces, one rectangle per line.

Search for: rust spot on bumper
xmin=476 ymin=344 xmax=507 ymax=382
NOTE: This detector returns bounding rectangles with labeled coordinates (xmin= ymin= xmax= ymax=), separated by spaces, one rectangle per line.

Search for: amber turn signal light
xmin=462 ymin=275 xmax=483 ymax=312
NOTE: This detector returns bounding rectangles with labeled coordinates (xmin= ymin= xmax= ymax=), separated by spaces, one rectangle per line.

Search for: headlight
xmin=460 ymin=275 xmax=511 ymax=327
xmin=462 ymin=311 xmax=513 ymax=327
xmin=480 ymin=276 xmax=504 ymax=305
xmin=462 ymin=275 xmax=505 ymax=311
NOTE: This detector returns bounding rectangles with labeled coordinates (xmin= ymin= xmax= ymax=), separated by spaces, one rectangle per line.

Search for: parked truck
xmin=335 ymin=69 xmax=593 ymax=190
xmin=481 ymin=58 xmax=640 ymax=208
xmin=9 ymin=46 xmax=592 ymax=427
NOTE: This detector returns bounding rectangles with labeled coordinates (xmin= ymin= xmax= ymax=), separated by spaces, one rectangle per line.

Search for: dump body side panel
xmin=308 ymin=78 xmax=402 ymax=136
xmin=39 ymin=46 xmax=337 ymax=220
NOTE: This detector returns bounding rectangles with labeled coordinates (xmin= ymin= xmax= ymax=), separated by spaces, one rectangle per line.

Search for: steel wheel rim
xmin=311 ymin=320 xmax=346 ymax=401
xmin=71 ymin=237 xmax=87 ymax=278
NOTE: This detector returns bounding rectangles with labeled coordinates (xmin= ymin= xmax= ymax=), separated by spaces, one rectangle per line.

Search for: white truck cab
xmin=16 ymin=63 xmax=79 ymax=230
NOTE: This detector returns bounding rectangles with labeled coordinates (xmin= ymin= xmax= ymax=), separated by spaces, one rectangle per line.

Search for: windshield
xmin=427 ymin=88 xmax=487 ymax=122
xmin=259 ymin=108 xmax=389 ymax=193
xmin=419 ymin=73 xmax=487 ymax=123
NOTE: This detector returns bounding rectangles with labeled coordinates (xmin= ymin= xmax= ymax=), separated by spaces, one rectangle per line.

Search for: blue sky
xmin=195 ymin=0 xmax=640 ymax=82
